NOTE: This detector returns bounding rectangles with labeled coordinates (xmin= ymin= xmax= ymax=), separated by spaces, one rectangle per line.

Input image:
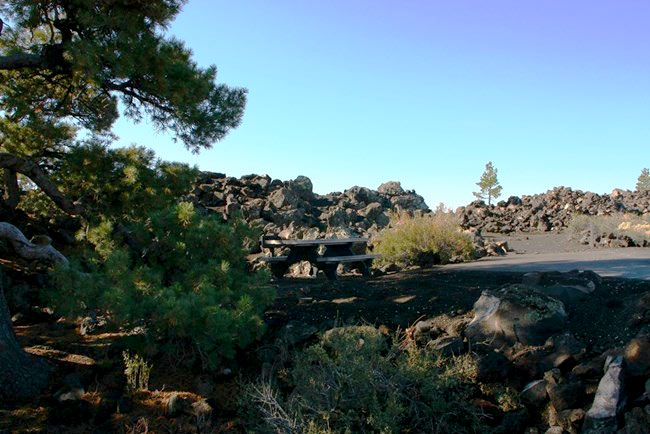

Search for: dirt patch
xmin=484 ymin=231 xmax=591 ymax=254
xmin=270 ymin=269 xmax=650 ymax=352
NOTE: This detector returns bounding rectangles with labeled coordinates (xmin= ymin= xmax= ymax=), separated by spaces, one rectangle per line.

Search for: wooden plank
xmin=262 ymin=238 xmax=369 ymax=247
xmin=316 ymin=254 xmax=381 ymax=263
xmin=258 ymin=256 xmax=288 ymax=262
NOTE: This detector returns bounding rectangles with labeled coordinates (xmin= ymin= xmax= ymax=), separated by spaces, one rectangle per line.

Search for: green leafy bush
xmin=243 ymin=326 xmax=487 ymax=433
xmin=373 ymin=210 xmax=475 ymax=267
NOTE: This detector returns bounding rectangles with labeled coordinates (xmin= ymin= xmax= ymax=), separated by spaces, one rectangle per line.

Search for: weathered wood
xmin=259 ymin=235 xmax=378 ymax=280
xmin=316 ymin=254 xmax=381 ymax=263
xmin=261 ymin=237 xmax=369 ymax=247
xmin=258 ymin=256 xmax=288 ymax=263
xmin=0 ymin=222 xmax=68 ymax=265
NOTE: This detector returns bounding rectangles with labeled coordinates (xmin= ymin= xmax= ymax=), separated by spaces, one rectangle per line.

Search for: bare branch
xmin=0 ymin=222 xmax=68 ymax=265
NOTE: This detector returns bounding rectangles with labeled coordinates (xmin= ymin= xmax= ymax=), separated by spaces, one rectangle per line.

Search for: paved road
xmin=445 ymin=248 xmax=650 ymax=280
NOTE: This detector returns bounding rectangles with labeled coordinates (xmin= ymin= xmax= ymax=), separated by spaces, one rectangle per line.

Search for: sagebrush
xmin=373 ymin=210 xmax=475 ymax=267
xmin=241 ymin=326 xmax=488 ymax=433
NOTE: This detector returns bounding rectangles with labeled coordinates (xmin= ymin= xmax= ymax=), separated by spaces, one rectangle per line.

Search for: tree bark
xmin=0 ymin=223 xmax=68 ymax=399
xmin=3 ymin=168 xmax=20 ymax=210
xmin=0 ymin=287 xmax=51 ymax=399
xmin=0 ymin=222 xmax=68 ymax=265
xmin=0 ymin=153 xmax=83 ymax=216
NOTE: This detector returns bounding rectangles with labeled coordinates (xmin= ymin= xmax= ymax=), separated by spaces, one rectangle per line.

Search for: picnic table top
xmin=262 ymin=237 xmax=370 ymax=247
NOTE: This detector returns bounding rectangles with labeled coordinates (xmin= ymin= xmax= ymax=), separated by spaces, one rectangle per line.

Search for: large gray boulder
xmin=268 ymin=187 xmax=300 ymax=209
xmin=377 ymin=181 xmax=404 ymax=195
xmin=465 ymin=285 xmax=567 ymax=347
xmin=287 ymin=175 xmax=313 ymax=200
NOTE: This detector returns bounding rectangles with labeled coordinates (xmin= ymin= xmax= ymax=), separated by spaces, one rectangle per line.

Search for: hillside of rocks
xmin=190 ymin=172 xmax=428 ymax=241
xmin=457 ymin=187 xmax=650 ymax=234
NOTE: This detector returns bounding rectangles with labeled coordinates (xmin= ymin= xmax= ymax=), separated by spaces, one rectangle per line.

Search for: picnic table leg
xmin=269 ymin=262 xmax=289 ymax=280
xmin=321 ymin=263 xmax=338 ymax=280
xmin=320 ymin=243 xmax=359 ymax=280
xmin=285 ymin=245 xmax=319 ymax=278
xmin=359 ymin=259 xmax=372 ymax=277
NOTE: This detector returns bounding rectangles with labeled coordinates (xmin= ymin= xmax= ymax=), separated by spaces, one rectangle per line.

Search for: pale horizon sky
xmin=112 ymin=0 xmax=650 ymax=209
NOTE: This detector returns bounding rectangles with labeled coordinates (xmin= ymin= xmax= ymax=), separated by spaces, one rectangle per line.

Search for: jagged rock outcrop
xmin=456 ymin=187 xmax=650 ymax=234
xmin=189 ymin=173 xmax=428 ymax=244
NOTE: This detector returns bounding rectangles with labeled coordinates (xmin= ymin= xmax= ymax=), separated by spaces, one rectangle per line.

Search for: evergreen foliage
xmin=0 ymin=0 xmax=246 ymax=209
xmin=473 ymin=161 xmax=502 ymax=205
xmin=0 ymin=1 xmax=269 ymax=374
xmin=50 ymin=200 xmax=274 ymax=369
xmin=637 ymin=168 xmax=650 ymax=192
xmin=19 ymin=142 xmax=198 ymax=223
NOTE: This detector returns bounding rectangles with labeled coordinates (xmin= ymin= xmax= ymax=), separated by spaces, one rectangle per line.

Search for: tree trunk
xmin=3 ymin=168 xmax=20 ymax=210
xmin=0 ymin=287 xmax=51 ymax=399
xmin=0 ymin=223 xmax=68 ymax=399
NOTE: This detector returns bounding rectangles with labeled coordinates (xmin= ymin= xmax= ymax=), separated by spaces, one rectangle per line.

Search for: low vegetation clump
xmin=373 ymin=209 xmax=475 ymax=267
xmin=123 ymin=351 xmax=153 ymax=393
xmin=568 ymin=212 xmax=650 ymax=244
xmin=30 ymin=145 xmax=276 ymax=370
xmin=242 ymin=326 xmax=487 ymax=433
xmin=50 ymin=201 xmax=274 ymax=369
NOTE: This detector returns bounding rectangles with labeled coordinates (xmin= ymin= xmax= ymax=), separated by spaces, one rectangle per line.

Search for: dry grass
xmin=568 ymin=213 xmax=650 ymax=244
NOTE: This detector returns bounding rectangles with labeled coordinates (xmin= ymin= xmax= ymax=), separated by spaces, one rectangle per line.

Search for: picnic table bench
xmin=259 ymin=235 xmax=380 ymax=280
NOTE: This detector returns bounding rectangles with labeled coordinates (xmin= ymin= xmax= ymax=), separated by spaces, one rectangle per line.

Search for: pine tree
xmin=636 ymin=168 xmax=650 ymax=192
xmin=473 ymin=162 xmax=503 ymax=206
xmin=0 ymin=0 xmax=249 ymax=398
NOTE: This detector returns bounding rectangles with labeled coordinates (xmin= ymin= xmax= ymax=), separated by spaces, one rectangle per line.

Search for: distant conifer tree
xmin=636 ymin=168 xmax=650 ymax=192
xmin=473 ymin=161 xmax=503 ymax=205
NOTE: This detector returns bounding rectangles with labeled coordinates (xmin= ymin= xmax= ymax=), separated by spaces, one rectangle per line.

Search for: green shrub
xmin=568 ymin=213 xmax=650 ymax=244
xmin=49 ymin=202 xmax=274 ymax=369
xmin=243 ymin=326 xmax=487 ymax=433
xmin=373 ymin=210 xmax=475 ymax=267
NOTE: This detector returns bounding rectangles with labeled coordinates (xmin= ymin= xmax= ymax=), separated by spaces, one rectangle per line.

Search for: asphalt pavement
xmin=444 ymin=248 xmax=650 ymax=280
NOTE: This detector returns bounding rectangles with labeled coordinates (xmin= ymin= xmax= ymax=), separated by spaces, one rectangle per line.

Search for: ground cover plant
xmin=373 ymin=209 xmax=475 ymax=268
xmin=242 ymin=325 xmax=488 ymax=434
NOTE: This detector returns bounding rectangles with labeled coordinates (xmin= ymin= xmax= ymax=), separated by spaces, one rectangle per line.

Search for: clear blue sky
xmin=112 ymin=0 xmax=650 ymax=208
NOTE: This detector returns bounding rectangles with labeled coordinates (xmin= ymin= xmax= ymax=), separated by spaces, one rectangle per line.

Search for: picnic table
xmin=259 ymin=235 xmax=380 ymax=280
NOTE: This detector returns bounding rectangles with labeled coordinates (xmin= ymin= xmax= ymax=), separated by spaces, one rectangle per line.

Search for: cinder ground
xmin=447 ymin=232 xmax=650 ymax=280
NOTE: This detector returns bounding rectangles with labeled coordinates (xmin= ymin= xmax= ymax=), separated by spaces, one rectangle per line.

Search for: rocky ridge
xmin=457 ymin=187 xmax=650 ymax=234
xmin=189 ymin=172 xmax=428 ymax=242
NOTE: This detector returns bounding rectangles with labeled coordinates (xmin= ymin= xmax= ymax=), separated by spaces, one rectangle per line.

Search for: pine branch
xmin=0 ymin=152 xmax=83 ymax=215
